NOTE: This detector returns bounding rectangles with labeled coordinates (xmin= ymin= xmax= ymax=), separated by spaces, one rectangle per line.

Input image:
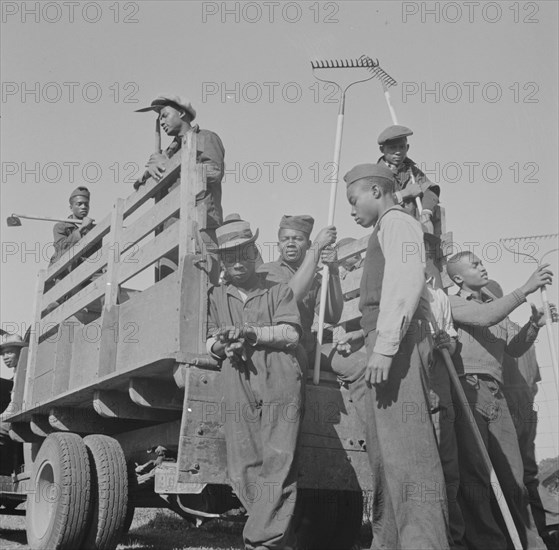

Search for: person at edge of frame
xmin=0 ymin=334 xmax=26 ymax=476
xmin=483 ymin=277 xmax=558 ymax=550
xmin=447 ymin=251 xmax=554 ymax=550
xmin=134 ymin=94 xmax=225 ymax=282
xmin=333 ymin=162 xmax=450 ymax=550
xmin=377 ymin=124 xmax=440 ymax=234
xmin=205 ymin=216 xmax=305 ymax=550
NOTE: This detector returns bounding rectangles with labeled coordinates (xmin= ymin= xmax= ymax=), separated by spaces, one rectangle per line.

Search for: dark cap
xmin=69 ymin=186 xmax=90 ymax=201
xmin=343 ymin=164 xmax=395 ymax=188
xmin=279 ymin=215 xmax=314 ymax=236
xmin=378 ymin=125 xmax=413 ymax=145
xmin=135 ymin=94 xmax=196 ymax=120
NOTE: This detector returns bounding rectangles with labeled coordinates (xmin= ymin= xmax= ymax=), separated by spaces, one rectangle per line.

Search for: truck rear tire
xmin=26 ymin=433 xmax=92 ymax=550
xmin=82 ymin=434 xmax=129 ymax=550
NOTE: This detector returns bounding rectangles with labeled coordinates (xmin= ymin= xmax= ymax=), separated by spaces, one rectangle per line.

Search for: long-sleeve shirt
xmin=50 ymin=217 xmax=99 ymax=267
xmin=360 ymin=207 xmax=429 ymax=356
xmin=449 ymin=289 xmax=539 ymax=383
xmin=135 ymin=124 xmax=225 ymax=229
xmin=377 ymin=156 xmax=440 ymax=214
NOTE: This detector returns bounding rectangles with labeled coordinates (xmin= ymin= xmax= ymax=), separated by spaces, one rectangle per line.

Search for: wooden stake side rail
xmin=12 ymin=132 xmax=211 ymax=420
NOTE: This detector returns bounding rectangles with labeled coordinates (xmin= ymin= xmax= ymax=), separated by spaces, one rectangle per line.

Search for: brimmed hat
xmin=0 ymin=333 xmax=27 ymax=352
xmin=216 ymin=214 xmax=259 ymax=251
xmin=135 ymin=94 xmax=196 ymax=120
xmin=378 ymin=125 xmax=413 ymax=145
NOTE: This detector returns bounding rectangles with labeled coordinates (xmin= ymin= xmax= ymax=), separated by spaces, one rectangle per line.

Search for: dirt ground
xmin=0 ymin=507 xmax=245 ymax=550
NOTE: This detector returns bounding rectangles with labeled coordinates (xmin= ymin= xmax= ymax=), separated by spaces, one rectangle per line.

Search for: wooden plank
xmin=45 ymin=214 xmax=111 ymax=282
xmin=68 ymin=322 xmax=101 ymax=390
xmin=42 ymin=245 xmax=108 ymax=307
xmin=97 ymin=307 xmax=119 ymax=378
xmin=9 ymin=423 xmax=43 ymax=444
xmin=48 ymin=407 xmax=142 ymax=434
xmin=340 ymin=268 xmax=362 ymax=297
xmin=39 ymin=274 xmax=106 ymax=337
xmin=338 ymin=297 xmax=361 ymax=325
xmin=30 ymin=414 xmax=54 ymax=437
xmin=179 ymin=131 xmax=199 ymax=259
xmin=93 ymin=390 xmax=180 ymax=421
xmin=129 ymin=378 xmax=184 ymax=410
xmin=10 ymin=347 xmax=28 ymax=415
xmin=23 ymin=269 xmax=46 ymax=410
xmin=115 ymin=273 xmax=180 ymax=371
xmin=51 ymin=319 xmax=78 ymax=395
xmin=336 ymin=234 xmax=369 ymax=262
xmin=178 ymin=257 xmax=204 ymax=357
xmin=118 ymin=222 xmax=179 ymax=285
xmin=104 ymin=199 xmax=125 ymax=308
xmin=123 ymin=154 xmax=182 ymax=217
xmin=120 ymin=186 xmax=180 ymax=254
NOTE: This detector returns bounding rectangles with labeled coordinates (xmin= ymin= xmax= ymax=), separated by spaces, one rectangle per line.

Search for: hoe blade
xmin=6 ymin=216 xmax=22 ymax=227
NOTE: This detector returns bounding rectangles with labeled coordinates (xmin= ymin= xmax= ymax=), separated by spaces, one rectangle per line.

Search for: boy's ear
xmin=406 ymin=144 xmax=410 ymax=153
xmin=379 ymin=145 xmax=384 ymax=154
xmin=371 ymin=183 xmax=382 ymax=198
xmin=451 ymin=273 xmax=463 ymax=287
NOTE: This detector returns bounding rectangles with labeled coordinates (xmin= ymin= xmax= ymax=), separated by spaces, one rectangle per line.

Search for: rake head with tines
xmin=310 ymin=57 xmax=378 ymax=98
xmin=359 ymin=55 xmax=397 ymax=90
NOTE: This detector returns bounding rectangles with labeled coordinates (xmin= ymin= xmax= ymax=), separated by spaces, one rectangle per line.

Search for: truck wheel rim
xmin=34 ymin=461 xmax=57 ymax=539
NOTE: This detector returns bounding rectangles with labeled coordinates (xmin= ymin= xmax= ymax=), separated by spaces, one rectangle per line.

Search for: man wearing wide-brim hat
xmin=1 ymin=333 xmax=26 ymax=475
xmin=206 ymin=215 xmax=304 ymax=550
xmin=133 ymin=94 xmax=225 ymax=252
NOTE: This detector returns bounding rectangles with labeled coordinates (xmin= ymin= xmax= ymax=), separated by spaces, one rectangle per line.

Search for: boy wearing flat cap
xmin=258 ymin=215 xmax=343 ymax=359
xmin=377 ymin=124 xmax=440 ymax=234
xmin=343 ymin=163 xmax=449 ymax=549
xmin=206 ymin=216 xmax=304 ymax=550
xmin=49 ymin=186 xmax=95 ymax=266
xmin=134 ymin=94 xmax=225 ymax=250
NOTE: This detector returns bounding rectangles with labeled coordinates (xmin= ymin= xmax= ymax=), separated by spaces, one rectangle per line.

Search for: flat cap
xmin=279 ymin=215 xmax=314 ymax=236
xmin=377 ymin=125 xmax=413 ymax=145
xmin=344 ymin=164 xmax=395 ymax=187
xmin=69 ymin=186 xmax=90 ymax=201
xmin=136 ymin=94 xmax=196 ymax=120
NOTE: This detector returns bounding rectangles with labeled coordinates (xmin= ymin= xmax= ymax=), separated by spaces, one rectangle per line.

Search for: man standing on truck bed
xmin=206 ymin=216 xmax=304 ymax=550
xmin=134 ymin=94 xmax=225 ymax=278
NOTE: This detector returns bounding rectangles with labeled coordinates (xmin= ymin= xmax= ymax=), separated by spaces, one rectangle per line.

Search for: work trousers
xmin=221 ymin=352 xmax=305 ymax=550
xmin=328 ymin=321 xmax=449 ymax=549
xmin=506 ymin=390 xmax=547 ymax=536
xmin=456 ymin=375 xmax=545 ymax=550
xmin=428 ymin=355 xmax=467 ymax=550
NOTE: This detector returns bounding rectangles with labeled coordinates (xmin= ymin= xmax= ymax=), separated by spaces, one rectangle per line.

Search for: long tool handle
xmin=313 ymin=101 xmax=345 ymax=385
xmin=383 ymin=88 xmax=423 ymax=214
xmin=12 ymin=214 xmax=82 ymax=225
xmin=155 ymin=118 xmax=162 ymax=154
xmin=428 ymin=315 xmax=523 ymax=550
xmin=540 ymin=286 xmax=559 ymax=391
